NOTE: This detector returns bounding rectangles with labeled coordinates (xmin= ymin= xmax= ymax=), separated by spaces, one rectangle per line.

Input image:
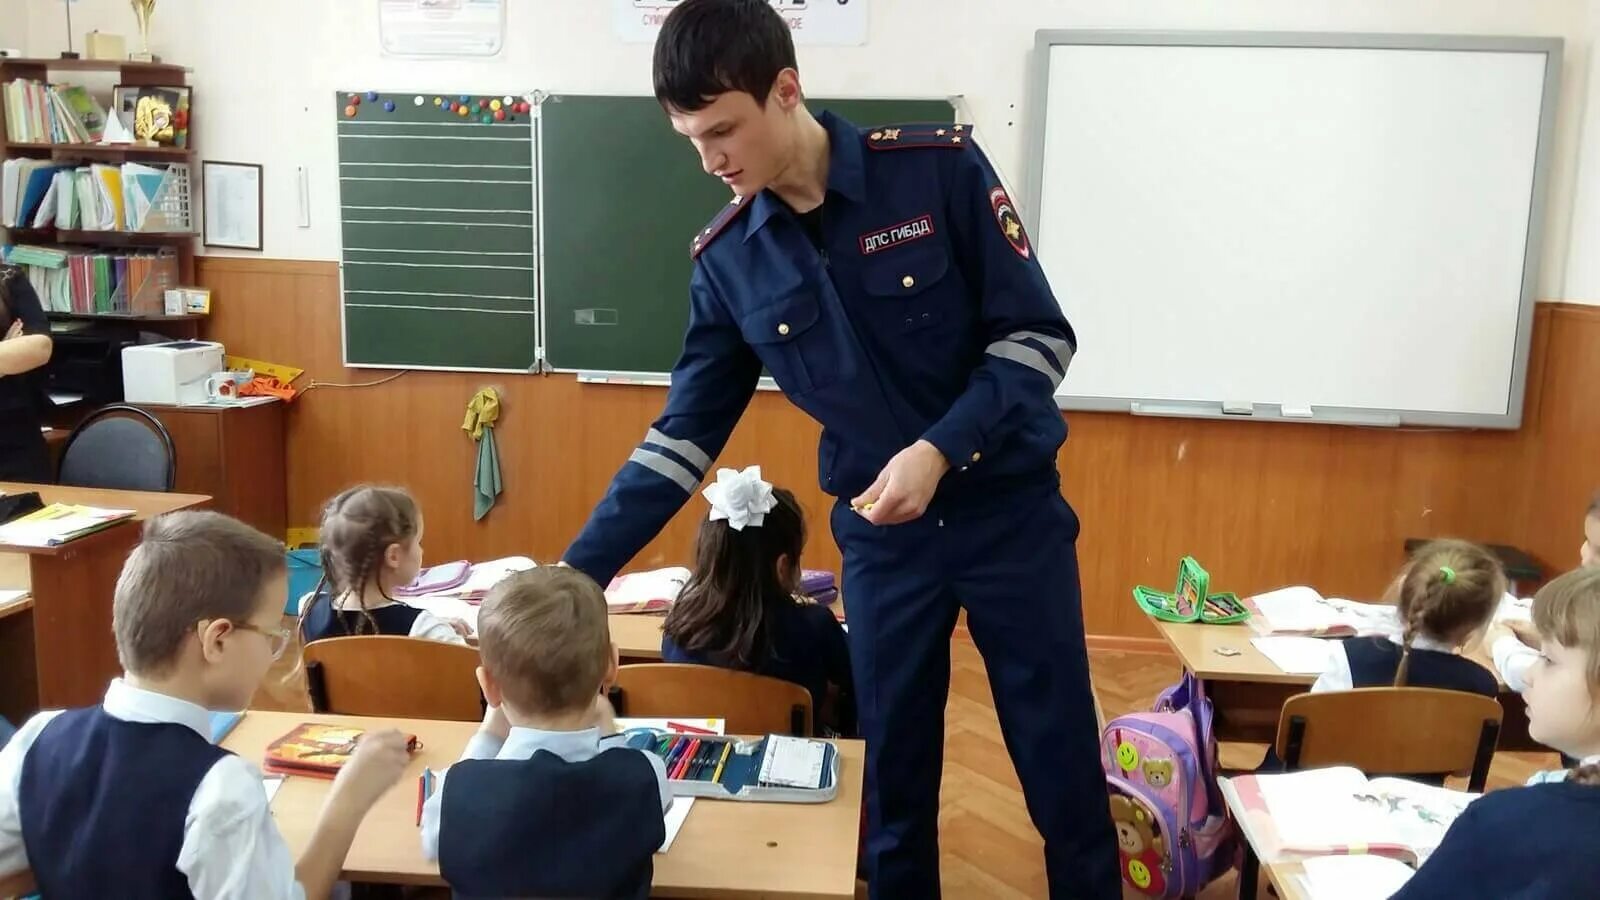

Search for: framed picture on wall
xmin=202 ymin=161 xmax=264 ymax=252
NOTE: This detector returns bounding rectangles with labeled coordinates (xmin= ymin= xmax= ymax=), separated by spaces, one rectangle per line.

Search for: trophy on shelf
xmin=129 ymin=0 xmax=158 ymax=63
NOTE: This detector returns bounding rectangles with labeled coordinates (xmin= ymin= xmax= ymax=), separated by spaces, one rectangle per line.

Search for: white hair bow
xmin=703 ymin=465 xmax=777 ymax=531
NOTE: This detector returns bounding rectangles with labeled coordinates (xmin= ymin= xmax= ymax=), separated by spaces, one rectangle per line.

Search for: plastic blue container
xmin=286 ymin=548 xmax=322 ymax=615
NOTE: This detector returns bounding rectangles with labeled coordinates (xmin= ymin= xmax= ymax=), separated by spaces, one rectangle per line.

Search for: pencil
xmin=711 ymin=741 xmax=732 ymax=783
xmin=674 ymin=739 xmax=701 ymax=779
xmin=415 ymin=771 xmax=426 ymax=826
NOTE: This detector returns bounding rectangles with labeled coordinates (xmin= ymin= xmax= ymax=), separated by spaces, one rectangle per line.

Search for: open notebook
xmin=1245 ymin=587 xmax=1399 ymax=638
xmin=1221 ymin=767 xmax=1477 ymax=869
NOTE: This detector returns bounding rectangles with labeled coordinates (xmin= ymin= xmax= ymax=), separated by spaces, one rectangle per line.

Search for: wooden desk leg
xmin=0 ymin=608 xmax=38 ymax=724
xmin=29 ymin=530 xmax=141 ymax=709
xmin=1238 ymin=841 xmax=1260 ymax=900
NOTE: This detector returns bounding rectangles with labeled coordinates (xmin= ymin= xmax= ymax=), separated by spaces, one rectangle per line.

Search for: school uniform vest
xmin=438 ymin=748 xmax=666 ymax=900
xmin=299 ymin=587 xmax=423 ymax=642
xmin=1341 ymin=637 xmax=1499 ymax=696
xmin=18 ymin=707 xmax=228 ymax=899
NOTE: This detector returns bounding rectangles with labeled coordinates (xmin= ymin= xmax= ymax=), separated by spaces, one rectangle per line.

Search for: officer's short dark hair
xmin=652 ymin=0 xmax=798 ymax=113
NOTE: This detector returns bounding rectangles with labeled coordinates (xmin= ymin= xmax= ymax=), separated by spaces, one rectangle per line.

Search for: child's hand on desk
xmin=445 ymin=618 xmax=473 ymax=639
xmin=330 ymin=729 xmax=412 ymax=809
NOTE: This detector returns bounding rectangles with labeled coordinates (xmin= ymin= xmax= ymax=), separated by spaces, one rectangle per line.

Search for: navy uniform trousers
xmin=834 ymin=487 xmax=1118 ymax=898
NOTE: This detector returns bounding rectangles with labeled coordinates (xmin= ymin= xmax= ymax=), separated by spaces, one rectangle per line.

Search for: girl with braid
xmin=298 ymin=485 xmax=471 ymax=645
xmin=1259 ymin=540 xmax=1505 ymax=778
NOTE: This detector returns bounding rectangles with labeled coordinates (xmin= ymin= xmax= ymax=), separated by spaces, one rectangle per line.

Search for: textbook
xmin=605 ymin=566 xmax=691 ymax=614
xmin=1245 ymin=586 xmax=1400 ymax=638
xmin=1220 ymin=767 xmax=1477 ymax=868
xmin=263 ymin=722 xmax=418 ymax=779
xmin=0 ymin=503 xmax=135 ymax=548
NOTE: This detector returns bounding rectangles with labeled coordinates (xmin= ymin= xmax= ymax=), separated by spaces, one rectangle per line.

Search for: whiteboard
xmin=1026 ymin=33 xmax=1562 ymax=428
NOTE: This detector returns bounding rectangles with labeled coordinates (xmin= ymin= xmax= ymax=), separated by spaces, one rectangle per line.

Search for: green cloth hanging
xmin=463 ymin=388 xmax=503 ymax=520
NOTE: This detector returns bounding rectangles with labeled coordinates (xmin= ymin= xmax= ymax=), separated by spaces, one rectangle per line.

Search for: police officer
xmin=0 ymin=266 xmax=54 ymax=484
xmin=564 ymin=1 xmax=1119 ymax=896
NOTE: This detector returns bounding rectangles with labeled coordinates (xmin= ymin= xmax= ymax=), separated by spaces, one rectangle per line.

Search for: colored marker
xmin=711 ymin=742 xmax=732 ymax=783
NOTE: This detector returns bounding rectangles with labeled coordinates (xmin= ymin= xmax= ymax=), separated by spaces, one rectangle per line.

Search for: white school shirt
xmin=419 ymin=725 xmax=673 ymax=861
xmin=0 ymin=679 xmax=305 ymax=900
xmin=1492 ymin=634 xmax=1539 ymax=693
xmin=1310 ymin=633 xmax=1457 ymax=693
xmin=1526 ymin=754 xmax=1600 ymax=785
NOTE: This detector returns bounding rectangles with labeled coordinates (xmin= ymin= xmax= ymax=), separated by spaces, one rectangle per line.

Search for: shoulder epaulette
xmin=864 ymin=123 xmax=973 ymax=151
xmin=690 ymin=195 xmax=753 ymax=259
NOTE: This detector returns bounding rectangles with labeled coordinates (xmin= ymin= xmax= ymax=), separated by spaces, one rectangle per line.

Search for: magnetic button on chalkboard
xmin=902 ymin=275 xmax=915 ymax=289
xmin=778 ymin=323 xmax=791 ymax=336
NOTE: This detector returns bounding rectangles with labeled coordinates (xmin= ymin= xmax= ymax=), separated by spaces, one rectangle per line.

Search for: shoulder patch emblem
xmin=989 ymin=187 xmax=1030 ymax=260
xmin=690 ymin=195 xmax=750 ymax=259
xmin=866 ymin=122 xmax=972 ymax=151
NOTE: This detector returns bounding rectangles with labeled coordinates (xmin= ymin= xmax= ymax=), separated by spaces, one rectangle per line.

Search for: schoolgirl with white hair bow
xmin=661 ymin=466 xmax=857 ymax=736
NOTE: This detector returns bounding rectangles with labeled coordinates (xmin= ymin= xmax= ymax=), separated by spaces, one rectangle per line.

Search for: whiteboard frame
xmin=1024 ymin=30 xmax=1563 ymax=429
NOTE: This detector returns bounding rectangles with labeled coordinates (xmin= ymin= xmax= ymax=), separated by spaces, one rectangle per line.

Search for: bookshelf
xmin=0 ymin=57 xmax=196 ymax=320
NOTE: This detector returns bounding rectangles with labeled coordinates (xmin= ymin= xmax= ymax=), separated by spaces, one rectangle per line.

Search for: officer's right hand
xmin=852 ymin=440 xmax=951 ymax=526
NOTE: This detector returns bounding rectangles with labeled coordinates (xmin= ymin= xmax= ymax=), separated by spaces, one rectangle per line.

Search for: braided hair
xmin=1387 ymin=540 xmax=1506 ymax=687
xmin=299 ymin=485 xmax=420 ymax=636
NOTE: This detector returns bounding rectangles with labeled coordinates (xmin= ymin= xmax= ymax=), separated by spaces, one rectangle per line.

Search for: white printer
xmin=121 ymin=340 xmax=225 ymax=405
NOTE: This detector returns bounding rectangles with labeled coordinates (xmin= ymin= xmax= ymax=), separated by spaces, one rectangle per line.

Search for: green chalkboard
xmin=539 ymin=95 xmax=955 ymax=375
xmin=336 ymin=90 xmax=538 ymax=371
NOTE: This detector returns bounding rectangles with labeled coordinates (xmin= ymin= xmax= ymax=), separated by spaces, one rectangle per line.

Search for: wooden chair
xmin=609 ymin=663 xmax=813 ymax=736
xmin=1237 ymin=687 xmax=1502 ymax=898
xmin=302 ymin=636 xmax=484 ymax=721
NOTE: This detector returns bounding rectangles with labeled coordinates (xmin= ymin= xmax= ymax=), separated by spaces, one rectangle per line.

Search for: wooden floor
xmin=259 ymin=623 xmax=1557 ymax=899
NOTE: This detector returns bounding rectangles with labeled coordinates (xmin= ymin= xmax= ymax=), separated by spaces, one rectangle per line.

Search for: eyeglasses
xmin=228 ymin=621 xmax=293 ymax=660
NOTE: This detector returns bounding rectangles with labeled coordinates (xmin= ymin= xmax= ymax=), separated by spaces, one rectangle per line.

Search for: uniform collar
xmin=1384 ymin=633 xmax=1456 ymax=654
xmin=498 ymin=725 xmax=604 ymax=762
xmin=102 ymin=677 xmax=215 ymax=742
xmin=743 ymin=110 xmax=865 ymax=242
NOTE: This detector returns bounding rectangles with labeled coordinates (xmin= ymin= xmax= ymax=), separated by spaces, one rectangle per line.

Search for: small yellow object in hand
xmin=852 ymin=502 xmax=875 ymax=514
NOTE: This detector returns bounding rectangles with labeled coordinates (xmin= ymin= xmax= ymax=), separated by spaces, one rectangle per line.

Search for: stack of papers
xmin=0 ymin=503 xmax=135 ymax=548
xmin=605 ymin=566 xmax=691 ymax=614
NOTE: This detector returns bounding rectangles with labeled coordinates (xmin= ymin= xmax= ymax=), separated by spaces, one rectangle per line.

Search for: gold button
xmin=777 ymin=323 xmax=790 ymax=336
xmin=970 ymin=452 xmax=982 ymax=462
xmin=902 ymin=275 xmax=915 ymax=289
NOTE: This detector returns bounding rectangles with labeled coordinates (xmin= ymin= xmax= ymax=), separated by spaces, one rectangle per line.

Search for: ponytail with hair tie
xmin=1439 ymin=566 xmax=1456 ymax=585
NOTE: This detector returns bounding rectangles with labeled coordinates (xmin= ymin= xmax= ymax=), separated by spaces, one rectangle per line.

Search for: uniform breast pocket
xmin=737 ymin=290 xmax=853 ymax=395
xmin=861 ymin=244 xmax=962 ymax=334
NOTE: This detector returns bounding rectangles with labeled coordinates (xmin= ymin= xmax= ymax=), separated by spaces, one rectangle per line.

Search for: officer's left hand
xmin=852 ymin=440 xmax=951 ymax=526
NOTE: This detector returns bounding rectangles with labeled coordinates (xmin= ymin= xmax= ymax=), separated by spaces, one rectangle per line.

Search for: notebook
xmin=0 ymin=503 xmax=135 ymax=548
xmin=758 ymin=735 xmax=828 ymax=789
xmin=1221 ymin=767 xmax=1477 ymax=867
xmin=263 ymin=722 xmax=418 ymax=780
xmin=605 ymin=566 xmax=691 ymax=613
xmin=1300 ymin=855 xmax=1416 ymax=899
xmin=1246 ymin=586 xmax=1400 ymax=638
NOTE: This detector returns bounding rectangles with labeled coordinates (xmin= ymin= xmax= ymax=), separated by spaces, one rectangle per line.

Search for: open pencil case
xmin=621 ymin=730 xmax=840 ymax=803
xmin=1133 ymin=556 xmax=1251 ymax=625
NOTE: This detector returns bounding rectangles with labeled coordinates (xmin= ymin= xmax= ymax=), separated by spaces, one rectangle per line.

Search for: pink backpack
xmin=1100 ymin=672 xmax=1235 ymax=897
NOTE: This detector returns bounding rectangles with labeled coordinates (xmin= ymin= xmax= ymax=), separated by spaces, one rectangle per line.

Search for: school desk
xmin=0 ymin=483 xmax=209 ymax=724
xmin=1151 ymin=618 xmax=1539 ymax=752
xmin=1216 ymin=777 xmax=1315 ymax=900
xmin=224 ymin=710 xmax=866 ymax=899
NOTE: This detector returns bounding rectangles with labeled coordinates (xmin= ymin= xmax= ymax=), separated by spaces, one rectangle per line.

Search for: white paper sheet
xmin=656 ymin=796 xmax=694 ymax=853
xmin=1301 ymin=855 xmax=1415 ymax=899
xmin=1250 ymin=636 xmax=1335 ymax=675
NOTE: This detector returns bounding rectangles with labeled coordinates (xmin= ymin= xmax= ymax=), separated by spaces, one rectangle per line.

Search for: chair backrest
xmin=302 ymin=636 xmax=484 ymax=721
xmin=610 ymin=663 xmax=813 ymax=736
xmin=57 ymin=404 xmax=175 ymax=491
xmin=1276 ymin=687 xmax=1503 ymax=791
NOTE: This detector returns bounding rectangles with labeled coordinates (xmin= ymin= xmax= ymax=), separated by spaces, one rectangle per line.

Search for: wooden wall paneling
xmin=198 ymin=258 xmax=1599 ymax=637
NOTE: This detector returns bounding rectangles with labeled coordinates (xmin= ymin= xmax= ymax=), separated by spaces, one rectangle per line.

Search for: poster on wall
xmin=379 ymin=0 xmax=506 ymax=57
xmin=615 ymin=0 xmax=868 ymax=46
